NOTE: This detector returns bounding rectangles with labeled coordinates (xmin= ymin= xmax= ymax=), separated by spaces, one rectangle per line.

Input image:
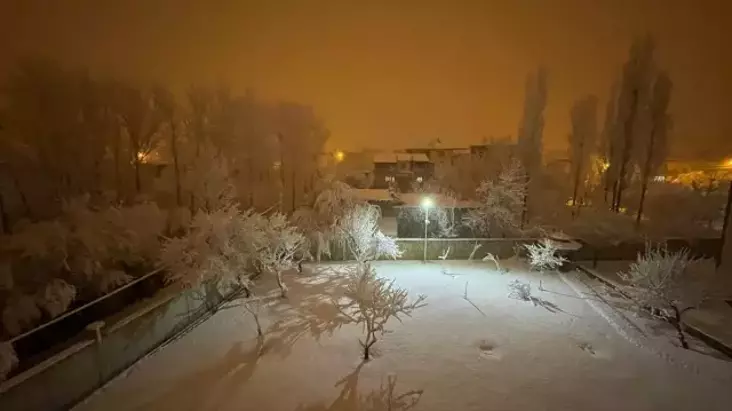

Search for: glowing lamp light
xmin=724 ymin=158 xmax=732 ymax=168
xmin=334 ymin=150 xmax=345 ymax=162
xmin=421 ymin=197 xmax=433 ymax=209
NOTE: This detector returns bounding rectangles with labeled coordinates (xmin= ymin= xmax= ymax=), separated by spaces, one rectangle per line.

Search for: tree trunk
xmin=671 ymin=306 xmax=689 ymax=349
xmin=571 ymin=148 xmax=584 ymax=218
xmin=171 ymin=121 xmax=182 ymax=207
xmin=134 ymin=158 xmax=142 ymax=194
xmin=613 ymin=89 xmax=639 ymax=213
xmin=635 ymin=125 xmax=657 ymax=228
xmin=362 ymin=333 xmax=377 ymax=361
xmin=276 ymin=270 xmax=287 ymax=298
xmin=114 ymin=137 xmax=122 ymax=202
xmin=0 ymin=192 xmax=9 ymax=234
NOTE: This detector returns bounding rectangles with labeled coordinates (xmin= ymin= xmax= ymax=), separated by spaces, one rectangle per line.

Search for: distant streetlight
xmin=334 ymin=150 xmax=345 ymax=163
xmin=421 ymin=197 xmax=433 ymax=261
xmin=723 ymin=158 xmax=732 ymax=169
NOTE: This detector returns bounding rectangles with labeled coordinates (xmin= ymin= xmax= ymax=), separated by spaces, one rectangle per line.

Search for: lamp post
xmin=421 ymin=197 xmax=433 ymax=262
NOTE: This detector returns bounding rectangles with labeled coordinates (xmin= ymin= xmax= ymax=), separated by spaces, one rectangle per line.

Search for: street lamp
xmin=334 ymin=150 xmax=345 ymax=163
xmin=421 ymin=197 xmax=433 ymax=261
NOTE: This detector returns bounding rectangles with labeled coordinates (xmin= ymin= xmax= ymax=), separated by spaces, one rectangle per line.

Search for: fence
xmin=0 ymin=278 xmax=240 ymax=411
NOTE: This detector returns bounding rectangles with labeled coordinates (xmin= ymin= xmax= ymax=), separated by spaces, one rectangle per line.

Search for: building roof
xmin=353 ymin=188 xmax=396 ymax=202
xmin=373 ymin=152 xmax=431 ymax=164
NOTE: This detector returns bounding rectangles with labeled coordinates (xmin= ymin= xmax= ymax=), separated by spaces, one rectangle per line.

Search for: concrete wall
xmin=0 ymin=282 xmax=237 ymax=411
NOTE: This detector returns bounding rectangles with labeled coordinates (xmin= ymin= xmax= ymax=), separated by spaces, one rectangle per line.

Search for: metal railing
xmin=5 ymin=268 xmax=164 ymax=345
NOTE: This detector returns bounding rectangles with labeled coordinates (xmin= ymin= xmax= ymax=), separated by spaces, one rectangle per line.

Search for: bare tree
xmin=334 ymin=264 xmax=426 ymax=360
xmin=635 ymin=72 xmax=672 ymax=227
xmin=568 ymin=95 xmax=598 ymax=214
xmin=116 ymin=85 xmax=165 ymax=194
xmin=517 ymin=67 xmax=548 ymax=225
xmin=153 ymin=86 xmax=184 ymax=207
xmin=609 ymin=36 xmax=656 ymax=212
xmin=620 ymin=245 xmax=717 ymax=349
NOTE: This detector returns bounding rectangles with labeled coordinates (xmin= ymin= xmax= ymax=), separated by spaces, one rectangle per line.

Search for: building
xmin=372 ymin=152 xmax=433 ymax=190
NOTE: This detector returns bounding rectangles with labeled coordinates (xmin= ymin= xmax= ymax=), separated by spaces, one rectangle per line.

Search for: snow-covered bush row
xmin=0 ymin=195 xmax=171 ymax=339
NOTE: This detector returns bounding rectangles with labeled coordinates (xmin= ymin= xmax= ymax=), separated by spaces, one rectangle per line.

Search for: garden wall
xmin=0 ymin=281 xmax=238 ymax=411
xmin=320 ymin=237 xmax=720 ymax=262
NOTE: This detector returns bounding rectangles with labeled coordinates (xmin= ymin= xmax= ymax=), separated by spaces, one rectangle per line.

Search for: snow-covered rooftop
xmin=373 ymin=152 xmax=431 ymax=164
xmin=353 ymin=189 xmax=396 ymax=202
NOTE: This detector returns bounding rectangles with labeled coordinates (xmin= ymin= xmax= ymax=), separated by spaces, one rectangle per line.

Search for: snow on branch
xmin=619 ymin=244 xmax=718 ymax=349
xmin=463 ymin=160 xmax=527 ymax=236
xmin=254 ymin=212 xmax=308 ymax=297
xmin=524 ymin=239 xmax=567 ymax=272
xmin=338 ymin=204 xmax=402 ymax=264
xmin=334 ymin=264 xmax=426 ymax=360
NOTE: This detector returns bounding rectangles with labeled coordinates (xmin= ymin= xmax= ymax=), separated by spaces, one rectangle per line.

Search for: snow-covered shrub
xmin=508 ymin=279 xmax=532 ymax=301
xmin=524 ymin=239 xmax=567 ymax=271
xmin=0 ymin=342 xmax=17 ymax=381
xmin=36 ymin=279 xmax=76 ymax=318
xmin=159 ymin=206 xmax=261 ymax=291
xmin=620 ymin=245 xmax=717 ymax=349
xmin=2 ymin=294 xmax=42 ymax=336
xmin=463 ymin=160 xmax=527 ymax=236
xmin=255 ymin=212 xmax=308 ymax=297
xmin=339 ymin=204 xmax=401 ymax=264
xmin=334 ymin=264 xmax=426 ymax=360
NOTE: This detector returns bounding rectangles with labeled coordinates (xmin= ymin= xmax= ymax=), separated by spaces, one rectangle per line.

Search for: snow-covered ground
xmin=75 ymin=260 xmax=732 ymax=411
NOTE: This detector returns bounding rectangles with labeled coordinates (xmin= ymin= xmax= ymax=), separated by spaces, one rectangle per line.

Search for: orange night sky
xmin=1 ymin=0 xmax=730 ymax=157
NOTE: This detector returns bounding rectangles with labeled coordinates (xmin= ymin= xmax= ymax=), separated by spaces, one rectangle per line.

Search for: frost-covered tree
xmin=292 ymin=179 xmax=360 ymax=261
xmin=517 ymin=67 xmax=548 ymax=224
xmin=334 ymin=264 xmax=426 ymax=360
xmin=338 ymin=204 xmax=402 ymax=265
xmin=463 ymin=160 xmax=527 ymax=236
xmin=635 ymin=72 xmax=672 ymax=227
xmin=620 ymin=245 xmax=717 ymax=349
xmin=254 ymin=212 xmax=308 ymax=297
xmin=524 ymin=239 xmax=567 ymax=271
xmin=159 ymin=206 xmax=262 ymax=295
xmin=568 ymin=95 xmax=598 ymax=212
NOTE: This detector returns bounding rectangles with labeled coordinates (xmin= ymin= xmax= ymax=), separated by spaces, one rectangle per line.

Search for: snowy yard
xmin=75 ymin=261 xmax=732 ymax=411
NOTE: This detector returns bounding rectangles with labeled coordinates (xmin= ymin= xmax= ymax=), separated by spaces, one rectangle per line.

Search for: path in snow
xmin=75 ymin=261 xmax=732 ymax=411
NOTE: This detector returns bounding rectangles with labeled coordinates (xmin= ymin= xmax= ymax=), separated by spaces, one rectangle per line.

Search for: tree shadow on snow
xmin=293 ymin=362 xmax=423 ymax=411
xmin=136 ymin=268 xmax=357 ymax=410
xmin=135 ymin=337 xmax=265 ymax=411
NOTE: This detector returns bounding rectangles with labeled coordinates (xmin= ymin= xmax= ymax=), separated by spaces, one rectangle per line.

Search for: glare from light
xmin=724 ymin=158 xmax=732 ymax=168
xmin=421 ymin=197 xmax=433 ymax=209
xmin=334 ymin=150 xmax=345 ymax=162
